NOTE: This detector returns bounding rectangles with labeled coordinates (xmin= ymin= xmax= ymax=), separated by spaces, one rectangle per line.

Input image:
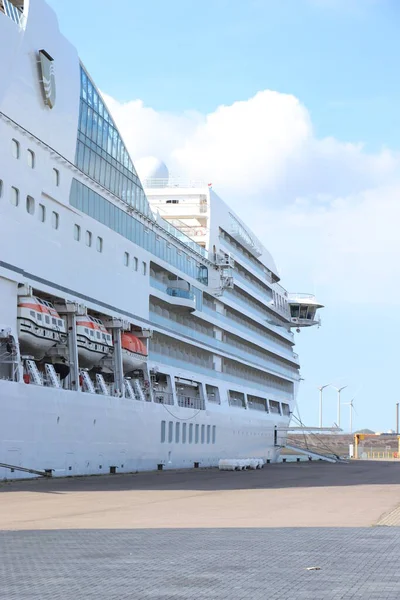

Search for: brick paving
xmin=1 ymin=462 xmax=400 ymax=599
xmin=1 ymin=528 xmax=400 ymax=599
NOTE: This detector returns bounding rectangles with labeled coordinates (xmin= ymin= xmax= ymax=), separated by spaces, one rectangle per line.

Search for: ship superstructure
xmin=0 ymin=0 xmax=322 ymax=479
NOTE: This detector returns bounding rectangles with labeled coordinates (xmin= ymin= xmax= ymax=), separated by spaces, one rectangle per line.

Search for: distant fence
xmin=356 ymin=447 xmax=400 ymax=460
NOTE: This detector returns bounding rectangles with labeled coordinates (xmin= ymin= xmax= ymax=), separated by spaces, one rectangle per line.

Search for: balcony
xmin=150 ymin=277 xmax=197 ymax=312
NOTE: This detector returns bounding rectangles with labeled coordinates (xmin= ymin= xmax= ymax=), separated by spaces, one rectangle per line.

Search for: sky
xmin=48 ymin=0 xmax=400 ymax=433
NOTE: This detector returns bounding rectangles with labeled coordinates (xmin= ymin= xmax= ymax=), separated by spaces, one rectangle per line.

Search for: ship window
xmin=37 ymin=313 xmax=42 ymax=321
xmin=201 ymin=424 xmax=205 ymax=444
xmin=96 ymin=236 xmax=103 ymax=252
xmin=281 ymin=403 xmax=291 ymax=416
xmin=52 ymin=318 xmax=57 ymax=325
xmin=133 ymin=257 xmax=138 ymax=271
xmin=207 ymin=425 xmax=211 ymax=444
xmin=90 ymin=330 xmax=94 ymax=337
xmin=84 ymin=328 xmax=89 ymax=334
xmin=195 ymin=424 xmax=199 ymax=444
xmin=182 ymin=422 xmax=187 ymax=443
xmin=86 ymin=230 xmax=92 ymax=246
xmin=0 ymin=180 xmax=3 ymax=197
xmin=161 ymin=420 xmax=166 ymax=443
xmin=53 ymin=168 xmax=60 ymax=187
xmin=74 ymin=224 xmax=81 ymax=241
xmin=52 ymin=211 xmax=59 ymax=229
xmin=39 ymin=203 xmax=46 ymax=222
xmin=189 ymin=423 xmax=193 ymax=443
xmin=168 ymin=421 xmax=173 ymax=443
xmin=10 ymin=186 xmax=19 ymax=206
xmin=175 ymin=422 xmax=180 ymax=443
xmin=124 ymin=252 xmax=129 ymax=266
xmin=142 ymin=261 xmax=147 ymax=276
xmin=58 ymin=319 xmax=62 ymax=326
xmin=26 ymin=195 xmax=35 ymax=215
xmin=212 ymin=425 xmax=216 ymax=444
xmin=11 ymin=139 xmax=20 ymax=159
xmin=27 ymin=150 xmax=35 ymax=169
xmin=96 ymin=331 xmax=101 ymax=339
xmin=45 ymin=315 xmax=50 ymax=324
xmin=30 ymin=310 xmax=35 ymax=318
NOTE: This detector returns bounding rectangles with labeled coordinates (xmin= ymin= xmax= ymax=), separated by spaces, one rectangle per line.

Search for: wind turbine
xmin=330 ymin=385 xmax=348 ymax=429
xmin=343 ymin=397 xmax=357 ymax=434
xmin=317 ymin=384 xmax=331 ymax=428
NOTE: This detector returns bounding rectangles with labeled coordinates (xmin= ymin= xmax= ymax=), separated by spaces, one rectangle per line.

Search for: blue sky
xmin=48 ymin=0 xmax=400 ymax=432
xmin=49 ymin=0 xmax=400 ymax=149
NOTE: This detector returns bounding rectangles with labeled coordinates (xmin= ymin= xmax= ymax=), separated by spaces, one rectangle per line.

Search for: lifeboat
xmin=17 ymin=296 xmax=67 ymax=360
xmin=121 ymin=332 xmax=148 ymax=373
xmin=76 ymin=315 xmax=113 ymax=369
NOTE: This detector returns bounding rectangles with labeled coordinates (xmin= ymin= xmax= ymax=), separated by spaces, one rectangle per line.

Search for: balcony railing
xmin=177 ymin=395 xmax=205 ymax=410
xmin=143 ymin=177 xmax=208 ymax=189
xmin=153 ymin=390 xmax=174 ymax=405
xmin=2 ymin=0 xmax=22 ymax=24
xmin=166 ymin=287 xmax=195 ymax=301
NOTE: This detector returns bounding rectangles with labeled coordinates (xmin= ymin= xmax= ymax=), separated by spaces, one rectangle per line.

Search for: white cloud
xmin=103 ymin=88 xmax=400 ymax=303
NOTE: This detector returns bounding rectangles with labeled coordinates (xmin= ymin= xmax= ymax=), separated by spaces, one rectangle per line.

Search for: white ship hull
xmin=0 ymin=377 xmax=287 ymax=480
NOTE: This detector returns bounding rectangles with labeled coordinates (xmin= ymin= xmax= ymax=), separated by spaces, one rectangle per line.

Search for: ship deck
xmin=1 ymin=461 xmax=400 ymax=599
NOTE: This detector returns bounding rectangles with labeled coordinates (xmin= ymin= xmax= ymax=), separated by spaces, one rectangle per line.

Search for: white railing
xmin=176 ymin=394 xmax=205 ymax=410
xmin=3 ymin=0 xmax=22 ymax=24
xmin=288 ymin=293 xmax=317 ymax=302
xmin=143 ymin=177 xmax=209 ymax=189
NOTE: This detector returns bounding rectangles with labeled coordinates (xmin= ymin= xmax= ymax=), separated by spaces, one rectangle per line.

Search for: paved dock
xmin=1 ymin=461 xmax=400 ymax=599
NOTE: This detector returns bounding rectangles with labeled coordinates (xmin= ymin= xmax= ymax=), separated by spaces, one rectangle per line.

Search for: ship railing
xmin=176 ymin=395 xmax=205 ymax=410
xmin=153 ymin=390 xmax=174 ymax=405
xmin=2 ymin=0 xmax=22 ymax=24
xmin=288 ymin=293 xmax=317 ymax=302
xmin=166 ymin=287 xmax=195 ymax=300
xmin=143 ymin=177 xmax=209 ymax=189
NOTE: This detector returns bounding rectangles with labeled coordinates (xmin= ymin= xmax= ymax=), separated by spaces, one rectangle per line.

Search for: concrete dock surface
xmin=1 ymin=460 xmax=400 ymax=530
xmin=1 ymin=461 xmax=400 ymax=599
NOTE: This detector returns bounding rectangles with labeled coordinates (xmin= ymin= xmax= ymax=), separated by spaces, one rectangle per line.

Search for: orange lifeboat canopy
xmin=121 ymin=333 xmax=147 ymax=356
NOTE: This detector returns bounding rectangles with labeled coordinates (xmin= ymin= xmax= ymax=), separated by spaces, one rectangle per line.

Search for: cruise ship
xmin=0 ymin=0 xmax=323 ymax=479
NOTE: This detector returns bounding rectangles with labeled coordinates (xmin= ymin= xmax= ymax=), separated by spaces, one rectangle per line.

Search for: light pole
xmin=331 ymin=385 xmax=347 ymax=429
xmin=318 ymin=384 xmax=330 ymax=428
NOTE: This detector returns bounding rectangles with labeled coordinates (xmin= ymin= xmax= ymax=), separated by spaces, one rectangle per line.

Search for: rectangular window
xmin=52 ymin=211 xmax=59 ymax=230
xmin=142 ymin=261 xmax=147 ymax=276
xmin=26 ymin=196 xmax=35 ymax=215
xmin=134 ymin=257 xmax=138 ymax=271
xmin=195 ymin=424 xmax=199 ymax=444
xmin=11 ymin=139 xmax=20 ymax=159
xmin=168 ymin=421 xmax=173 ymax=443
xmin=74 ymin=224 xmax=81 ymax=241
xmin=96 ymin=236 xmax=103 ymax=252
xmin=201 ymin=424 xmax=205 ymax=444
xmin=39 ymin=203 xmax=46 ymax=222
xmin=212 ymin=425 xmax=216 ymax=444
xmin=161 ymin=420 xmax=166 ymax=443
xmin=175 ymin=422 xmax=180 ymax=443
xmin=10 ymin=187 xmax=19 ymax=206
xmin=182 ymin=423 xmax=187 ymax=444
xmin=45 ymin=315 xmax=50 ymax=324
xmin=206 ymin=425 xmax=211 ymax=444
xmin=27 ymin=149 xmax=35 ymax=169
xmin=189 ymin=423 xmax=193 ymax=444
xmin=124 ymin=252 xmax=129 ymax=266
xmin=86 ymin=230 xmax=92 ymax=246
xmin=53 ymin=168 xmax=60 ymax=187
